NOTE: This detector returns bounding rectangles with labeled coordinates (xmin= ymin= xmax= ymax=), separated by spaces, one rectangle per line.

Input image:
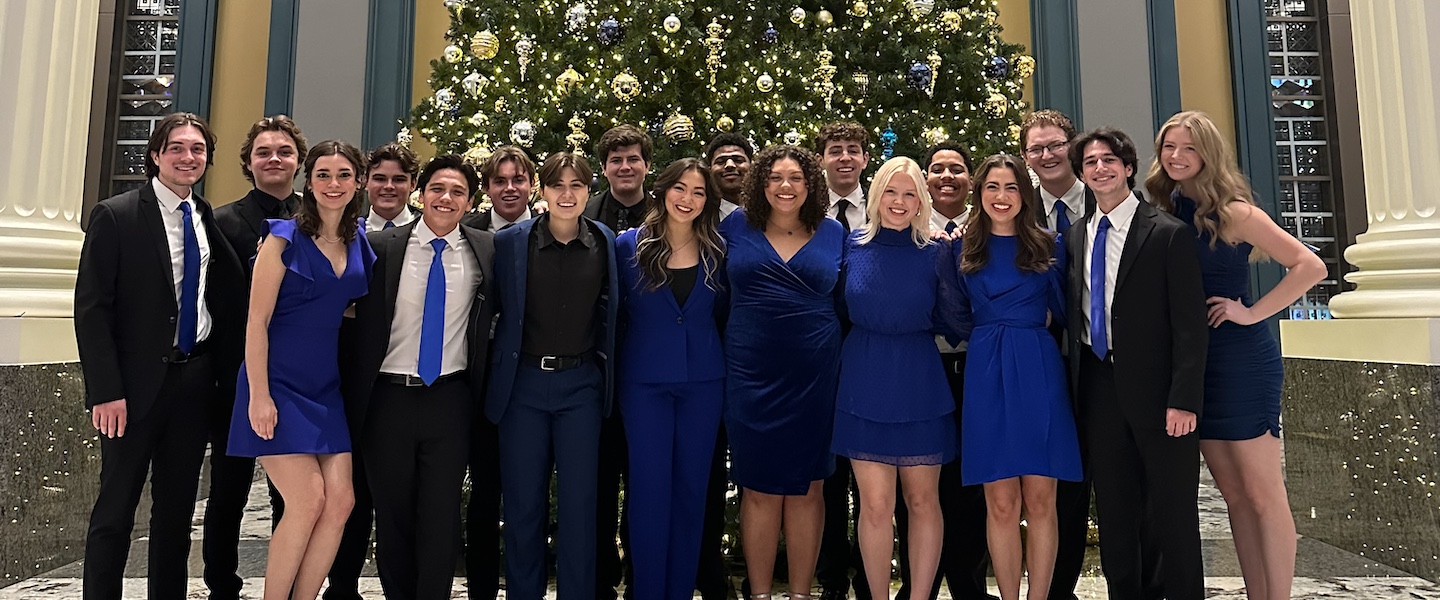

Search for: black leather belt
xmin=165 ymin=339 xmax=209 ymax=364
xmin=520 ymin=352 xmax=593 ymax=371
xmin=378 ymin=371 xmax=468 ymax=387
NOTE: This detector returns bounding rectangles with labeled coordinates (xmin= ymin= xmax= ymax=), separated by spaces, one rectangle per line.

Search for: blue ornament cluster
xmin=906 ymin=62 xmax=933 ymax=92
xmin=762 ymin=23 xmax=779 ymax=44
xmin=598 ymin=17 xmax=624 ymax=45
xmin=984 ymin=56 xmax=1009 ymax=79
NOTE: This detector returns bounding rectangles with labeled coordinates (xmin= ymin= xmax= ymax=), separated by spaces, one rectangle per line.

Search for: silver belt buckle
xmin=404 ymin=374 xmax=426 ymax=387
xmin=539 ymin=355 xmax=560 ymax=371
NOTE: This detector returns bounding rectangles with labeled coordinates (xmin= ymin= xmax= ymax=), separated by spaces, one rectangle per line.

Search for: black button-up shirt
xmin=594 ymin=189 xmax=645 ymax=233
xmin=521 ymin=214 xmax=608 ymax=357
xmin=251 ymin=188 xmax=299 ymax=219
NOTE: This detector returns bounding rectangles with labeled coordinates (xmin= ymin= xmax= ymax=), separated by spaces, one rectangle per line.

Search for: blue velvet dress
xmin=720 ymin=210 xmax=845 ymax=495
xmin=831 ymin=227 xmax=958 ymax=466
xmin=1174 ymin=194 xmax=1284 ymax=440
xmin=228 ymin=219 xmax=374 ymax=457
xmin=955 ymin=234 xmax=1081 ymax=485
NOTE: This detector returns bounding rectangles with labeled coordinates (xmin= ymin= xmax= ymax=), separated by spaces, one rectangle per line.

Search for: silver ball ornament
xmin=509 ymin=120 xmax=538 ymax=147
xmin=664 ymin=14 xmax=682 ymax=33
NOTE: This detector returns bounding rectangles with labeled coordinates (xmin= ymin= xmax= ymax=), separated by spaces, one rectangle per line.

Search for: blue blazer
xmin=486 ymin=217 xmax=620 ymax=423
xmin=614 ymin=228 xmax=727 ymax=385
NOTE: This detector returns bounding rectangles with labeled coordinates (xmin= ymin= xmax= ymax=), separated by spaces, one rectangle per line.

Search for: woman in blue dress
xmin=1146 ymin=111 xmax=1326 ymax=600
xmin=831 ymin=157 xmax=958 ymax=600
xmin=721 ymin=145 xmax=845 ymax=600
xmin=228 ymin=140 xmax=374 ymax=600
xmin=616 ymin=158 xmax=728 ymax=600
xmin=952 ymin=154 xmax=1082 ymax=600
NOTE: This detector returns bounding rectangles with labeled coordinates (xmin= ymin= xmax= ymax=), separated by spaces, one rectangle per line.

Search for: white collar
xmin=493 ymin=206 xmax=532 ymax=228
xmin=828 ymin=185 xmax=865 ymax=206
xmin=152 ymin=177 xmax=192 ymax=212
xmin=1094 ymin=191 xmax=1141 ymax=230
xmin=369 ymin=206 xmax=416 ymax=230
xmin=416 ymin=219 xmax=464 ymax=249
xmin=1040 ymin=178 xmax=1086 ymax=217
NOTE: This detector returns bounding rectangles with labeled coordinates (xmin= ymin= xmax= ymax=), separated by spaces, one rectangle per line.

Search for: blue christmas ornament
xmin=906 ymin=62 xmax=933 ymax=92
xmin=881 ymin=126 xmax=898 ymax=160
xmin=762 ymin=23 xmax=779 ymax=44
xmin=984 ymin=56 xmax=1010 ymax=79
xmin=598 ymin=17 xmax=624 ymax=45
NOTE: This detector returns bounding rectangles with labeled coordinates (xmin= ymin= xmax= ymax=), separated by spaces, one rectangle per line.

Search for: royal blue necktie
xmin=1055 ymin=200 xmax=1072 ymax=233
xmin=418 ymin=238 xmax=447 ymax=385
xmin=945 ymin=220 xmax=958 ymax=235
xmin=1089 ymin=216 xmax=1112 ymax=360
xmin=178 ymin=201 xmax=199 ymax=354
xmin=384 ymin=220 xmax=395 ymax=229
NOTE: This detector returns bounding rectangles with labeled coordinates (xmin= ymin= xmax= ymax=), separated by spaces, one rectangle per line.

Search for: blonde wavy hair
xmin=857 ymin=157 xmax=933 ymax=247
xmin=1145 ymin=111 xmax=1255 ymax=249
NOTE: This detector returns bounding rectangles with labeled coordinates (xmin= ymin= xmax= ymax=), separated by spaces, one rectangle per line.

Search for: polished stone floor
xmin=4 ymin=469 xmax=1439 ymax=599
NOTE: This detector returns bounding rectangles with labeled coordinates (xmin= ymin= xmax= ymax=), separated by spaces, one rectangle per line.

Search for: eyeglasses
xmin=1024 ymin=142 xmax=1069 ymax=158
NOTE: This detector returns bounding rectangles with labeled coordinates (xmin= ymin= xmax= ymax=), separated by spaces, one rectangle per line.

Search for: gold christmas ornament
xmin=1015 ymin=55 xmax=1036 ymax=79
xmin=816 ymin=48 xmax=838 ymax=110
xmin=940 ymin=10 xmax=962 ymax=32
xmin=756 ymin=73 xmax=775 ymax=93
xmin=567 ymin=115 xmax=590 ymax=153
xmin=790 ymin=7 xmax=806 ymax=24
xmin=986 ymin=91 xmax=1008 ymax=117
xmin=716 ymin=114 xmax=735 ymax=132
xmin=556 ymin=66 xmax=583 ymax=93
xmin=663 ymin=113 xmax=696 ymax=142
xmin=611 ymin=71 xmax=642 ymax=102
xmin=926 ymin=51 xmax=942 ymax=97
xmin=515 ymin=38 xmax=535 ymax=81
xmin=849 ymin=1 xmax=869 ymax=18
xmin=443 ymin=45 xmax=463 ymax=64
xmin=494 ymin=96 xmax=508 ymax=112
xmin=471 ymin=30 xmax=500 ymax=59
xmin=852 ymin=71 xmax=870 ymax=96
xmin=817 ymin=10 xmax=834 ymax=26
xmin=1008 ymin=123 xmax=1022 ymax=142
xmin=463 ymin=145 xmax=492 ymax=166
xmin=923 ymin=127 xmax=947 ymax=146
xmin=705 ymin=20 xmax=726 ymax=87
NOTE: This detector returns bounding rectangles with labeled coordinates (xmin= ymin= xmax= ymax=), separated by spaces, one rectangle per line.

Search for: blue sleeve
xmin=263 ymin=218 xmax=312 ymax=281
xmin=934 ymin=238 xmax=973 ymax=342
xmin=356 ymin=218 xmax=377 ymax=285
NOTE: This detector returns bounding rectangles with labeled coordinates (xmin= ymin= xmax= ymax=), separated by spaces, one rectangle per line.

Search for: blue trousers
xmin=619 ymin=379 xmax=725 ymax=600
xmin=499 ymin=363 xmax=604 ymax=600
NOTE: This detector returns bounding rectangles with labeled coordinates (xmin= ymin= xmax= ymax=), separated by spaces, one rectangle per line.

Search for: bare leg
xmin=852 ymin=460 xmax=898 ymax=600
xmin=782 ymin=480 xmax=826 ymax=598
xmin=1019 ymin=476 xmax=1058 ymax=600
xmin=259 ymin=455 xmax=327 ymax=600
xmin=898 ymin=465 xmax=942 ymax=600
xmin=741 ymin=488 xmax=786 ymax=597
xmin=289 ymin=453 xmax=355 ymax=600
xmin=1203 ymin=435 xmax=1295 ymax=600
xmin=984 ymin=478 xmax=1023 ymax=600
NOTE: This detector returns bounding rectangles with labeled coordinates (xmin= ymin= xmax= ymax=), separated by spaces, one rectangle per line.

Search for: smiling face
xmin=664 ymin=169 xmax=709 ymax=229
xmin=709 ymin=145 xmax=750 ymax=200
xmin=1159 ymin=125 xmax=1204 ymax=184
xmin=879 ymin=171 xmax=922 ymax=231
xmin=1079 ymin=140 xmax=1134 ymax=201
xmin=420 ymin=168 xmax=474 ymax=235
xmin=483 ymin=158 xmax=532 ymax=221
xmin=820 ymin=139 xmax=869 ymax=195
xmin=248 ymin=130 xmax=300 ymax=192
xmin=1022 ymin=124 xmax=1072 ymax=186
xmin=152 ymin=125 xmax=209 ymax=194
xmin=309 ymin=153 xmax=361 ymax=213
xmin=365 ymin=159 xmax=413 ymax=220
xmin=542 ymin=167 xmax=591 ymax=221
xmin=765 ymin=157 xmax=807 ymax=217
xmin=979 ymin=164 xmax=1023 ymax=232
xmin=926 ymin=150 xmax=971 ymax=216
xmin=603 ymin=144 xmax=649 ymax=200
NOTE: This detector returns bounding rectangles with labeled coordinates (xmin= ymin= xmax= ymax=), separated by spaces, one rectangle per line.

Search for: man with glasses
xmin=1021 ymin=110 xmax=1088 ymax=234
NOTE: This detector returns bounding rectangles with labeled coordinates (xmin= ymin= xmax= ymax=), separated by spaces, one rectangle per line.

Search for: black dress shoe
xmin=820 ymin=587 xmax=849 ymax=600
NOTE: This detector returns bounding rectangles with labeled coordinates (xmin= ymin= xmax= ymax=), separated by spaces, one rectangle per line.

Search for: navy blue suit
xmin=613 ymin=229 xmax=727 ymax=600
xmin=487 ymin=217 xmax=619 ymax=600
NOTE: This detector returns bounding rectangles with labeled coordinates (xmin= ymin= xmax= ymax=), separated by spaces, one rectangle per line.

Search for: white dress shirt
xmin=489 ymin=206 xmax=533 ymax=232
xmin=1080 ymin=192 xmax=1141 ymax=348
xmin=1040 ymin=178 xmax=1087 ymax=232
xmin=719 ymin=199 xmax=740 ymax=219
xmin=826 ymin=185 xmax=867 ymax=231
xmin=366 ymin=206 xmax=417 ymax=232
xmin=931 ymin=207 xmax=970 ymax=354
xmin=152 ymin=178 xmax=212 ymax=345
xmin=380 ymin=221 xmax=482 ymax=377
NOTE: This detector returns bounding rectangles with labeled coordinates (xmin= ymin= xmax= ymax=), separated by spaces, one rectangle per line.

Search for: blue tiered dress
xmin=228 ymin=218 xmax=374 ymax=457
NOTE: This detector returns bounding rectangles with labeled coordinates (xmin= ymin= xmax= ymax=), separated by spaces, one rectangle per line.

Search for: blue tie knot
xmin=1097 ymin=215 xmax=1112 ymax=232
xmin=430 ymin=238 xmax=447 ymax=254
xmin=1054 ymin=199 xmax=1072 ymax=232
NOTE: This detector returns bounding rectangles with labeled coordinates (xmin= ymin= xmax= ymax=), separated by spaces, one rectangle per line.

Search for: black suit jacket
xmin=214 ymin=189 xmax=300 ymax=282
xmin=341 ymin=221 xmax=497 ymax=437
xmin=74 ymin=182 xmax=245 ymax=418
xmin=1065 ymin=196 xmax=1208 ymax=427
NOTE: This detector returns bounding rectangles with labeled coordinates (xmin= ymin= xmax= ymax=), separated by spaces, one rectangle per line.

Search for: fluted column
xmin=1326 ymin=0 xmax=1440 ymax=319
xmin=0 ymin=0 xmax=99 ymax=362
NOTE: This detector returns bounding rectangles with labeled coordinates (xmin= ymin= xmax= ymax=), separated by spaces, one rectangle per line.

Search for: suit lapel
xmin=1115 ymin=199 xmax=1156 ymax=292
xmin=510 ymin=221 xmax=532 ymax=313
xmin=238 ymin=196 xmax=268 ymax=240
xmin=139 ymin=184 xmax=180 ymax=311
xmin=460 ymin=224 xmax=491 ymax=288
xmin=382 ymin=223 xmax=416 ymax=324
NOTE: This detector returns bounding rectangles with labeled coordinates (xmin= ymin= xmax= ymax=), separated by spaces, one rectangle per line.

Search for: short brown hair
xmin=596 ymin=125 xmax=653 ymax=164
xmin=815 ymin=121 xmax=869 ymax=154
xmin=537 ymin=152 xmax=595 ymax=188
xmin=367 ymin=142 xmax=419 ymax=180
xmin=479 ymin=145 xmax=535 ymax=186
xmin=239 ymin=115 xmax=307 ymax=184
xmin=1019 ymin=109 xmax=1077 ymax=149
xmin=146 ymin=112 xmax=216 ymax=178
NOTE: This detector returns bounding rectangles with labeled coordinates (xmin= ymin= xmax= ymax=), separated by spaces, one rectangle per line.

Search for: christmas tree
xmin=408 ymin=0 xmax=1032 ymax=167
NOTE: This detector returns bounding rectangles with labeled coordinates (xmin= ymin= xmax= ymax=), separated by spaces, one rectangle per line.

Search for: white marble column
xmin=1326 ymin=0 xmax=1440 ymax=319
xmin=0 ymin=0 xmax=99 ymax=363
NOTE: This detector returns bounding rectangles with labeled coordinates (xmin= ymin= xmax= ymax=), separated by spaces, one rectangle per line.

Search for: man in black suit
xmin=343 ymin=155 xmax=496 ymax=599
xmin=1065 ymin=128 xmax=1207 ymax=600
xmin=205 ymin=113 xmax=306 ymax=600
xmin=363 ymin=142 xmax=422 ymax=232
xmin=583 ymin=125 xmax=652 ymax=600
xmin=76 ymin=112 xmax=244 ymax=599
xmin=463 ymin=145 xmax=536 ymax=234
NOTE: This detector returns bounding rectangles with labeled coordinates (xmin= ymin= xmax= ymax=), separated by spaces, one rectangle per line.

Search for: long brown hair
xmin=960 ymin=154 xmax=1055 ymax=274
xmin=634 ymin=158 xmax=726 ymax=292
xmin=298 ymin=140 xmax=364 ymax=244
xmin=1145 ymin=111 xmax=1255 ymax=249
xmin=741 ymin=145 xmax=829 ymax=233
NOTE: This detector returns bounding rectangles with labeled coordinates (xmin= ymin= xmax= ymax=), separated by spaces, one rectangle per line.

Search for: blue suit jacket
xmin=486 ymin=217 xmax=620 ymax=423
xmin=614 ymin=228 xmax=727 ymax=385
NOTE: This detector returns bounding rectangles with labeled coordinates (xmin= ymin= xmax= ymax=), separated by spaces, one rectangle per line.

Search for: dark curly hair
xmin=297 ymin=140 xmax=364 ymax=244
xmin=741 ymin=145 xmax=829 ymax=233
